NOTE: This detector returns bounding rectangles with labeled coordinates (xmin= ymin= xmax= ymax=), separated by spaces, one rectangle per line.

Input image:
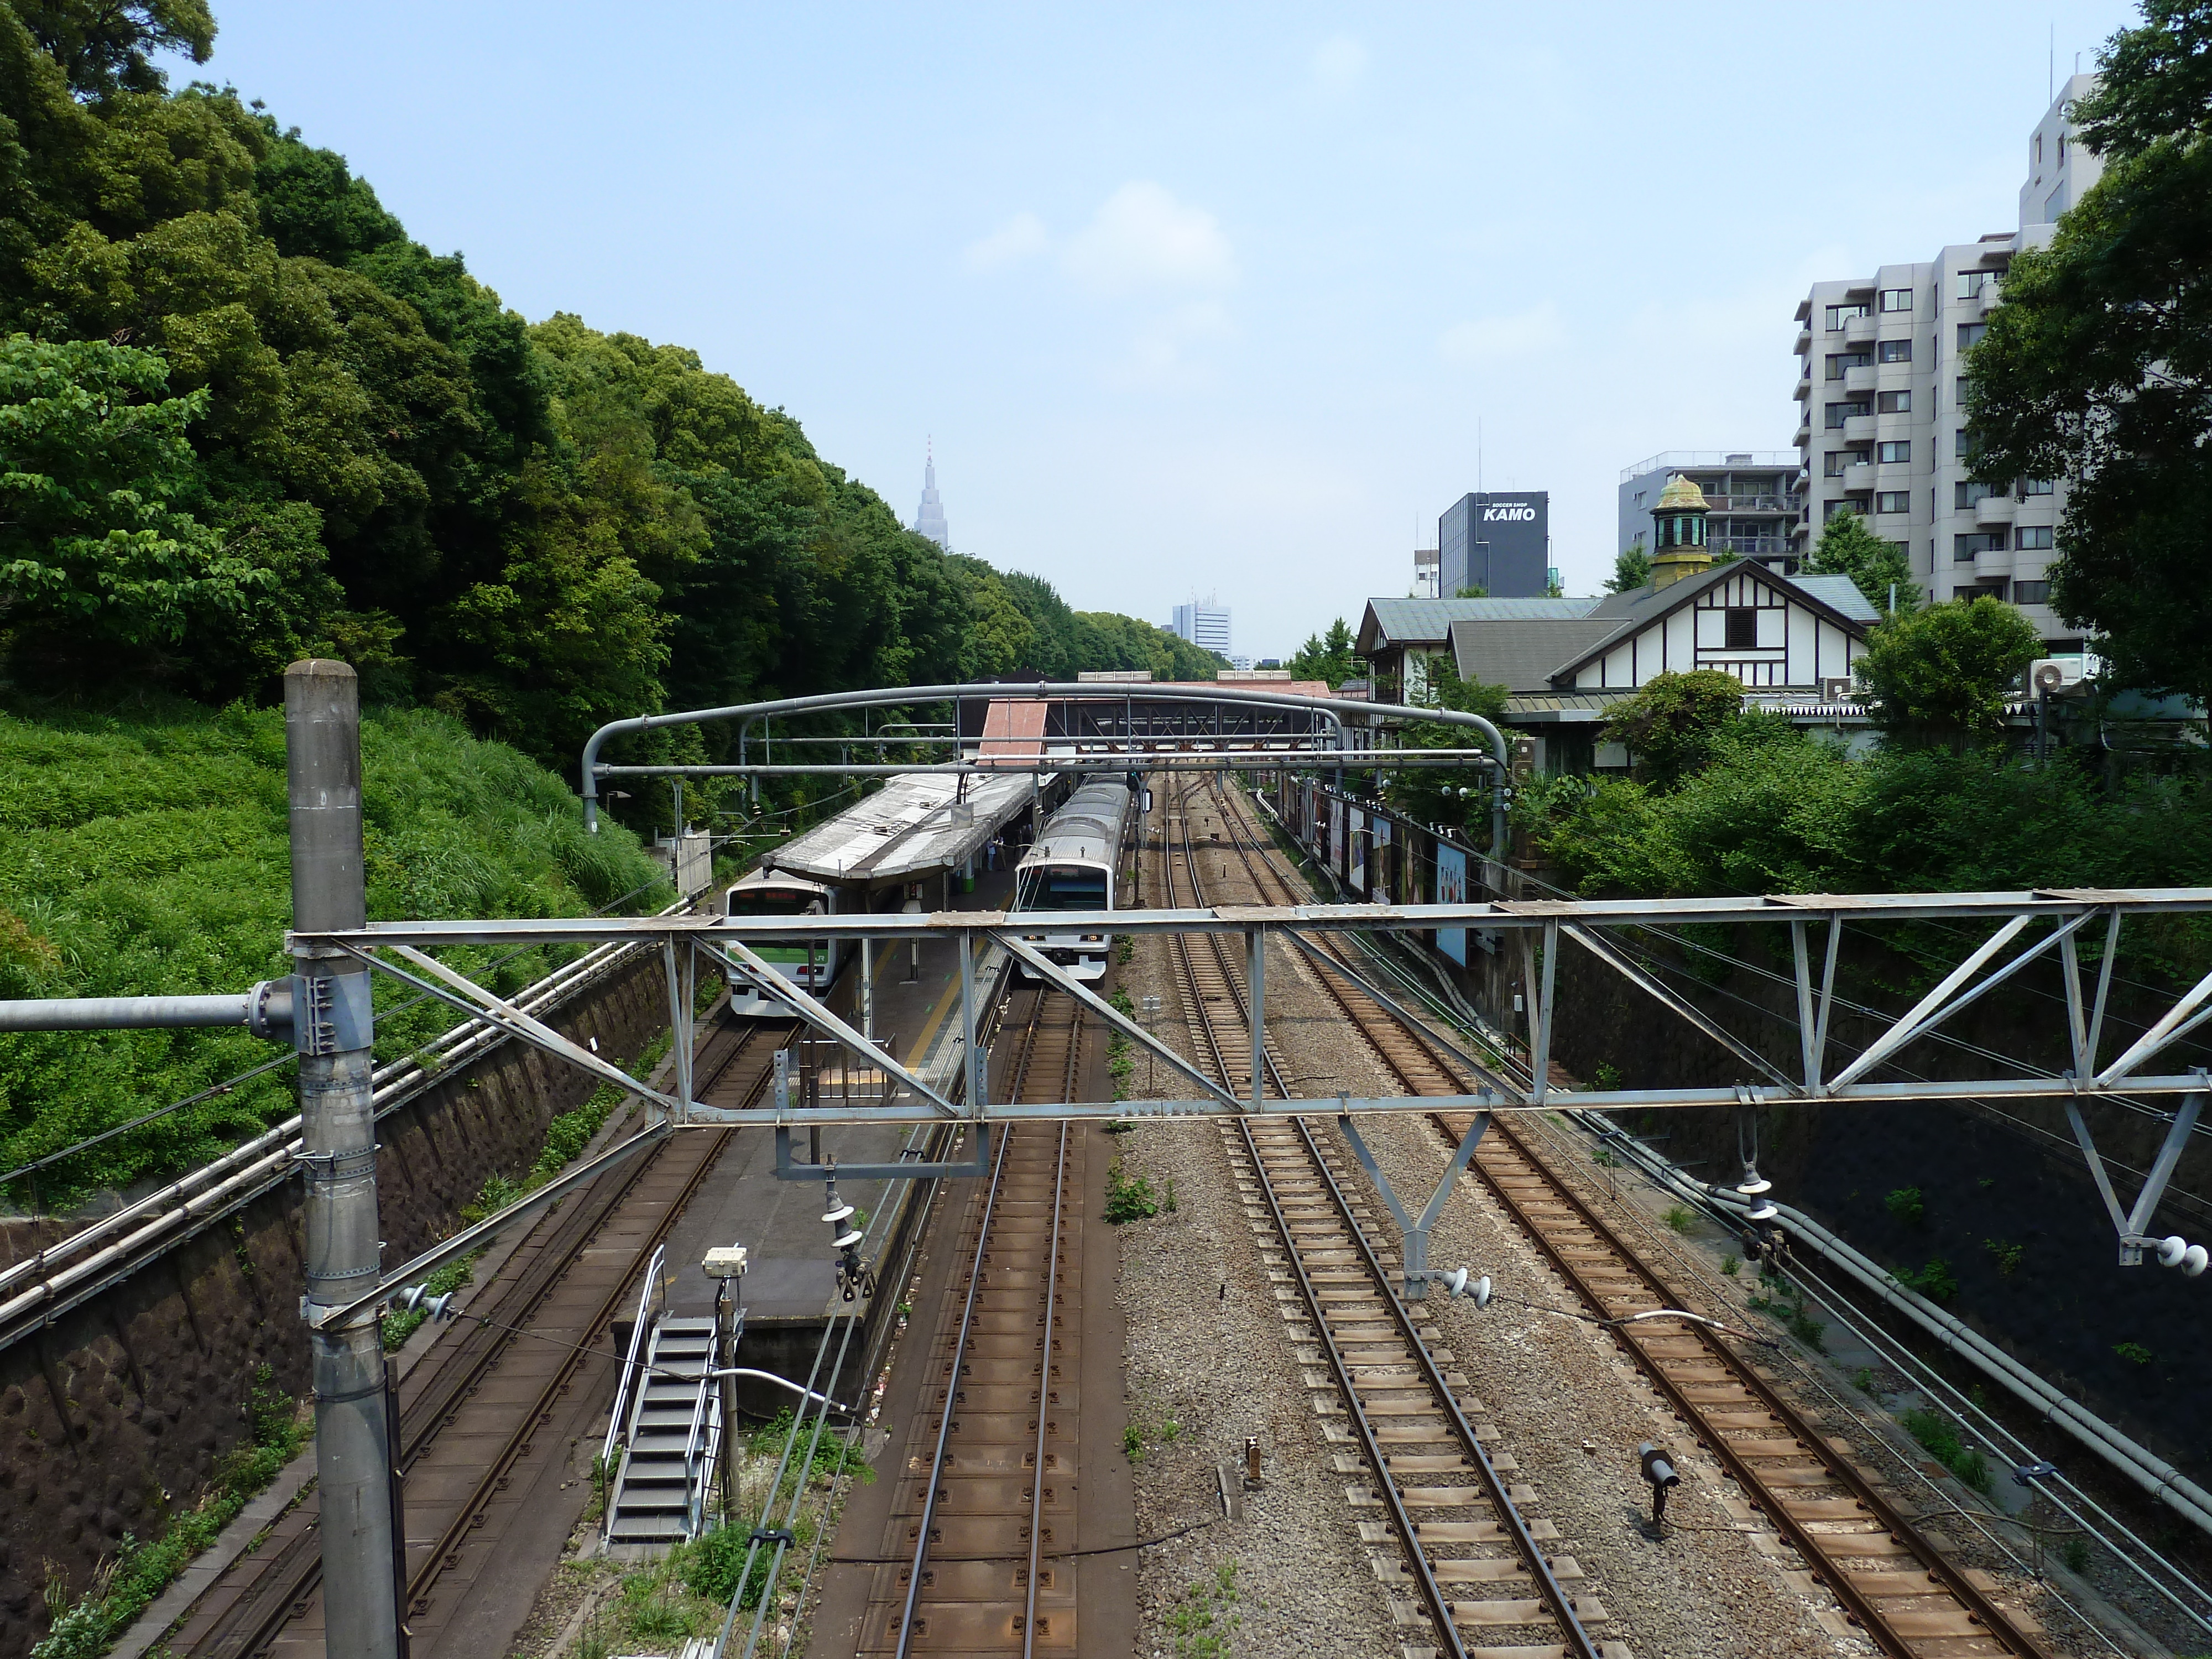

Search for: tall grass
xmin=0 ymin=696 xmax=669 ymax=1206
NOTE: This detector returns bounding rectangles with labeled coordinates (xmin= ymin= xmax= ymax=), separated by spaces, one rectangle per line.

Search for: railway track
xmin=1156 ymin=780 xmax=1610 ymax=1659
xmin=1205 ymin=778 xmax=2054 ymax=1659
xmin=170 ymin=1017 xmax=795 ymax=1659
xmin=855 ymin=987 xmax=1091 ymax=1656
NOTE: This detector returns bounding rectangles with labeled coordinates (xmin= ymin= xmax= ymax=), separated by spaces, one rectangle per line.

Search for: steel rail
xmin=1167 ymin=781 xmax=1596 ymax=1658
xmin=1214 ymin=778 xmax=2049 ymax=1658
xmin=892 ymin=1118 xmax=1019 ymax=1659
xmin=176 ymin=1018 xmax=782 ymax=1658
xmin=1024 ymin=1119 xmax=1072 ymax=1659
xmin=1468 ymin=1115 xmax=2050 ymax=1658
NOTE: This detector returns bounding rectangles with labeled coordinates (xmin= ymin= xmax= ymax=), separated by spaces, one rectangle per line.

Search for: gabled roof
xmin=1448 ymin=619 xmax=1623 ymax=693
xmin=1543 ymin=564 xmax=1877 ymax=686
xmin=1358 ymin=595 xmax=1601 ymax=655
xmin=1445 ymin=564 xmax=1879 ymax=693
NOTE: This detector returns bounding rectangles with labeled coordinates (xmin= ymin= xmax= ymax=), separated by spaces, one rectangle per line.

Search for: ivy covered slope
xmin=0 ymin=697 xmax=666 ymax=1204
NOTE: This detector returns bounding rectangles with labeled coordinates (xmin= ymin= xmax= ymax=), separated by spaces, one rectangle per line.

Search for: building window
xmin=1878 ymin=441 xmax=1911 ymax=463
xmin=2016 ymin=525 xmax=2054 ymax=550
xmin=1825 ymin=400 xmax=1870 ymax=429
xmin=1955 ymin=479 xmax=1997 ymax=508
xmin=2019 ymin=477 xmax=2054 ymax=495
xmin=1878 ymin=338 xmax=1912 ymax=363
xmin=1877 ymin=390 xmax=1912 ymax=414
xmin=2015 ymin=580 xmax=2051 ymax=604
xmin=1876 ymin=491 xmax=1911 ymax=514
xmin=1954 ymin=532 xmax=2004 ymax=559
xmin=1724 ymin=608 xmax=1758 ymax=649
xmin=1879 ymin=288 xmax=1913 ymax=312
xmin=2058 ymin=133 xmax=2068 ymax=165
xmin=1959 ymin=322 xmax=1989 ymax=348
xmin=1956 ymin=429 xmax=1970 ymax=458
xmin=1824 ymin=499 xmax=1861 ymax=522
xmin=1890 ymin=540 xmax=1911 ymax=561
xmin=1957 ymin=271 xmax=1998 ymax=300
xmin=1825 ymin=302 xmax=1871 ymax=330
xmin=1825 ymin=350 xmax=1871 ymax=379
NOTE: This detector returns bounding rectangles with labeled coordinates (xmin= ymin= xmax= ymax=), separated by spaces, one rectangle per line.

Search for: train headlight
xmin=1080 ymin=934 xmax=1104 ymax=942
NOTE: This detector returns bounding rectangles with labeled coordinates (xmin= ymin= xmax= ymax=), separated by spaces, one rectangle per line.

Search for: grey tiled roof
xmin=1448 ymin=619 xmax=1623 ymax=693
xmin=1359 ymin=595 xmax=1601 ymax=652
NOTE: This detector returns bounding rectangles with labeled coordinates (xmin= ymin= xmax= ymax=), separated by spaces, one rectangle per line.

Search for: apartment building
xmin=1618 ymin=453 xmax=1803 ymax=575
xmin=1168 ymin=601 xmax=1232 ymax=658
xmin=1792 ymin=74 xmax=2103 ymax=648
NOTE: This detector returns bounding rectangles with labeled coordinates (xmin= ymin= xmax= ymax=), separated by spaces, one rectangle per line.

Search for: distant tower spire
xmin=913 ymin=441 xmax=949 ymax=549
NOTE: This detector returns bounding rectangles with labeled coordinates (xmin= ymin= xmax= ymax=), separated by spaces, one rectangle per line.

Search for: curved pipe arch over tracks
xmin=578 ymin=680 xmax=1512 ymax=850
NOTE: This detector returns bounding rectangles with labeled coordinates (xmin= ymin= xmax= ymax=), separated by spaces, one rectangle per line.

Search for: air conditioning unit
xmin=1820 ymin=677 xmax=1858 ymax=704
xmin=2029 ymin=655 xmax=2101 ymax=694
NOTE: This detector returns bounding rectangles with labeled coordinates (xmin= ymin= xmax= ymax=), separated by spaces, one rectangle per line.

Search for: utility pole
xmin=287 ymin=660 xmax=403 ymax=1659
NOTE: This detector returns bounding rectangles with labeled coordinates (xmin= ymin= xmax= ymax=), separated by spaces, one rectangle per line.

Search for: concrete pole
xmin=286 ymin=661 xmax=401 ymax=1659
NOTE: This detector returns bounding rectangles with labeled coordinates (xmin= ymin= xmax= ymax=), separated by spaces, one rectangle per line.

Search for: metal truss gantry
xmin=576 ymin=680 xmax=1516 ymax=851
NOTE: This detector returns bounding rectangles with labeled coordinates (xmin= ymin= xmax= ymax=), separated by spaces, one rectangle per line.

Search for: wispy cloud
xmin=1061 ymin=182 xmax=1237 ymax=296
xmin=963 ymin=211 xmax=1051 ymax=271
xmin=1439 ymin=304 xmax=1564 ymax=363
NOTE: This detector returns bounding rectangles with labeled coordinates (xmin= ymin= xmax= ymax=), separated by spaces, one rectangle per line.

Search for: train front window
xmin=728 ymin=889 xmax=821 ymax=919
xmin=1020 ymin=867 xmax=1107 ymax=912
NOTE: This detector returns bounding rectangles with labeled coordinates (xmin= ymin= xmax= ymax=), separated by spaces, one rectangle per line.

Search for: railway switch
xmin=1639 ymin=1442 xmax=1680 ymax=1528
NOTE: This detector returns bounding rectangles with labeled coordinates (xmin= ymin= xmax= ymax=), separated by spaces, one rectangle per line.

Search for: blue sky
xmin=178 ymin=1 xmax=2140 ymax=661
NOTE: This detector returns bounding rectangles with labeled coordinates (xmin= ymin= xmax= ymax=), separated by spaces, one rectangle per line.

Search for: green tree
xmin=1606 ymin=546 xmax=1651 ymax=593
xmin=1599 ymin=669 xmax=1746 ymax=787
xmin=1384 ymin=653 xmax=1509 ymax=831
xmin=1453 ymin=583 xmax=1488 ymax=598
xmin=1805 ymin=509 xmax=1919 ymax=614
xmin=1289 ymin=617 xmax=1359 ymax=688
xmin=0 ymin=334 xmax=307 ymax=674
xmin=1855 ymin=597 xmax=2042 ymax=748
xmin=15 ymin=0 xmax=213 ymax=97
xmin=1966 ymin=0 xmax=2212 ymax=702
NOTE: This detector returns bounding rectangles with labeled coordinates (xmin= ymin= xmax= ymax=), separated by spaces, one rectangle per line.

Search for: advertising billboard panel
xmin=1435 ymin=843 xmax=1469 ymax=964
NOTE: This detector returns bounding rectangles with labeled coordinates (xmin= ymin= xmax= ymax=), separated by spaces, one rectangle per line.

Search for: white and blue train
xmin=1010 ymin=779 xmax=1133 ymax=982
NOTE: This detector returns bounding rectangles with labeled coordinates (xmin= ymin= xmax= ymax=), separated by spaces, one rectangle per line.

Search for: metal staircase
xmin=604 ymin=1314 xmax=720 ymax=1553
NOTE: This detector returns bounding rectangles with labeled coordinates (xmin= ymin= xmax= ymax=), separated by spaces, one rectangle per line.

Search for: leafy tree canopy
xmin=1967 ymin=0 xmax=2212 ymax=701
xmin=1598 ymin=669 xmax=1746 ymax=788
xmin=1855 ymin=596 xmax=2043 ymax=747
xmin=0 ymin=5 xmax=1193 ymax=808
xmin=1804 ymin=509 xmax=1918 ymax=614
xmin=1289 ymin=617 xmax=1359 ymax=689
xmin=1606 ymin=546 xmax=1651 ymax=593
xmin=1383 ymin=651 xmax=1509 ymax=832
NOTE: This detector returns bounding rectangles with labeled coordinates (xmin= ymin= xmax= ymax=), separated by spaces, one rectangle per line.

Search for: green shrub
xmin=1900 ymin=1258 xmax=1957 ymax=1302
xmin=1720 ymin=1254 xmax=1740 ymax=1277
xmin=1105 ymin=1161 xmax=1159 ymax=1224
xmin=1662 ymin=1204 xmax=1695 ymax=1234
xmin=2115 ymin=1340 xmax=2154 ymax=1365
xmin=0 ymin=700 xmax=668 ymax=1207
xmin=1983 ymin=1238 xmax=2026 ymax=1276
xmin=1885 ymin=1187 xmax=1925 ymax=1225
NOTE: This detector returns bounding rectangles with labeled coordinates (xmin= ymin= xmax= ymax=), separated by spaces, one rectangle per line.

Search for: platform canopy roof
xmin=765 ymin=771 xmax=1036 ymax=886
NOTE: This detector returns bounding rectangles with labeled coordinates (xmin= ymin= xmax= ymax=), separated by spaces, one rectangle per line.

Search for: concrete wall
xmin=0 ymin=952 xmax=671 ymax=1658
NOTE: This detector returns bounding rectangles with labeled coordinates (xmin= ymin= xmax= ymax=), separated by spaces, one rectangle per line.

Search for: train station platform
xmin=655 ymin=862 xmax=1020 ymax=1412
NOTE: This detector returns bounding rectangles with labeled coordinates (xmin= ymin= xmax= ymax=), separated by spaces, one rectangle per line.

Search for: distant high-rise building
xmin=1793 ymin=75 xmax=2101 ymax=643
xmin=1413 ymin=547 xmax=1440 ymax=598
xmin=1169 ymin=601 xmax=1231 ymax=658
xmin=1438 ymin=493 xmax=1549 ymax=597
xmin=913 ymin=446 xmax=949 ymax=548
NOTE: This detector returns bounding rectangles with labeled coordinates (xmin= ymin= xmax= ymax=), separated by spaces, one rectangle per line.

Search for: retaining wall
xmin=0 ymin=953 xmax=669 ymax=1658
